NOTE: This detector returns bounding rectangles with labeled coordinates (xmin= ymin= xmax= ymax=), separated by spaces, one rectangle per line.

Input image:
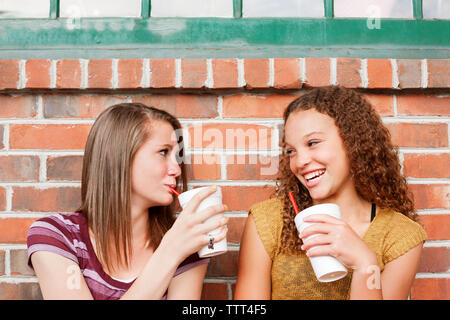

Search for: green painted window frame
xmin=0 ymin=0 xmax=448 ymax=59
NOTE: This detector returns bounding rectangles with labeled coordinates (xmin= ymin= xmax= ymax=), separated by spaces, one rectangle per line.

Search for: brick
xmin=0 ymin=126 xmax=3 ymax=150
xmin=418 ymin=214 xmax=450 ymax=240
xmin=0 ymin=218 xmax=37 ymax=243
xmin=43 ymin=94 xmax=127 ymax=118
xmin=0 ymin=187 xmax=5 ymax=211
xmin=206 ymin=251 xmax=239 ymax=277
xmin=181 ymin=59 xmax=207 ymax=88
xmin=12 ymin=187 xmax=81 ymax=212
xmin=386 ymin=123 xmax=448 ymax=148
xmin=0 ymin=59 xmax=19 ymax=89
xmin=56 ymin=59 xmax=82 ymax=88
xmin=222 ymin=94 xmax=299 ymax=118
xmin=212 ymin=59 xmax=238 ymax=88
xmin=25 ymin=59 xmax=51 ymax=88
xmin=0 ymin=156 xmax=40 ymax=182
xmin=47 ymin=155 xmax=83 ymax=181
xmin=10 ymin=249 xmax=35 ymax=276
xmin=337 ymin=58 xmax=361 ymax=87
xmin=0 ymin=95 xmax=38 ymax=118
xmin=362 ymin=94 xmax=394 ymax=116
xmin=410 ymin=278 xmax=448 ymax=300
xmin=10 ymin=124 xmax=92 ymax=150
xmin=397 ymin=94 xmax=450 ymax=116
xmin=367 ymin=59 xmax=392 ymax=88
xmin=226 ymin=216 xmax=246 ymax=244
xmin=0 ymin=250 xmax=4 ymax=275
xmin=132 ymin=94 xmax=218 ymax=119
xmin=305 ymin=58 xmax=330 ymax=87
xmin=150 ymin=59 xmax=175 ymax=88
xmin=403 ymin=154 xmax=450 ymax=178
xmin=0 ymin=282 xmax=43 ymax=300
xmin=244 ymin=59 xmax=269 ymax=89
xmin=274 ymin=58 xmax=302 ymax=89
xmin=201 ymin=283 xmax=229 ymax=300
xmin=397 ymin=59 xmax=421 ymax=88
xmin=188 ymin=124 xmax=273 ymax=150
xmin=118 ymin=59 xmax=143 ymax=88
xmin=186 ymin=154 xmax=221 ymax=180
xmin=226 ymin=154 xmax=279 ymax=180
xmin=409 ymin=184 xmax=450 ymax=210
xmin=88 ymin=59 xmax=112 ymax=88
xmin=427 ymin=59 xmax=450 ymax=88
xmin=221 ymin=185 xmax=275 ymax=211
xmin=418 ymin=247 xmax=449 ymax=273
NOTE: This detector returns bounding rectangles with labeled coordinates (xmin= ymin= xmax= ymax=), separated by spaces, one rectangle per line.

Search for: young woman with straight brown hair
xmin=27 ymin=103 xmax=228 ymax=299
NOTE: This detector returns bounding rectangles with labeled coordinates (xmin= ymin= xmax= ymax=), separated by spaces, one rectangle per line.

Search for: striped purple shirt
xmin=27 ymin=212 xmax=209 ymax=300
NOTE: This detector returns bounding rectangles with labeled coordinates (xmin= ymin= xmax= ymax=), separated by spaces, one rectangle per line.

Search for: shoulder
xmin=249 ymin=197 xmax=284 ymax=220
xmin=27 ymin=212 xmax=85 ymax=268
xmin=249 ymin=197 xmax=284 ymax=233
xmin=375 ymin=208 xmax=427 ymax=264
xmin=376 ymin=208 xmax=427 ymax=238
xmin=28 ymin=212 xmax=84 ymax=243
xmin=248 ymin=197 xmax=285 ymax=259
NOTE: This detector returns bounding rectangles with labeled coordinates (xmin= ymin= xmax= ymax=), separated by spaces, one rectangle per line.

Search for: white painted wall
xmin=0 ymin=0 xmax=49 ymax=18
xmin=243 ymin=0 xmax=323 ymax=17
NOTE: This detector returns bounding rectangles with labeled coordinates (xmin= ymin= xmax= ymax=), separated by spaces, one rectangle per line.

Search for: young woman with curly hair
xmin=235 ymin=86 xmax=427 ymax=300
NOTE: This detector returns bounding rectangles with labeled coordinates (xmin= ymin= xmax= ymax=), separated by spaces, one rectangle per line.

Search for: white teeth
xmin=304 ymin=169 xmax=325 ymax=181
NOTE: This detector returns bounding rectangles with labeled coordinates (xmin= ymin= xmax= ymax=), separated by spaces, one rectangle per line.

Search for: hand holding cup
xmin=160 ymin=186 xmax=228 ymax=262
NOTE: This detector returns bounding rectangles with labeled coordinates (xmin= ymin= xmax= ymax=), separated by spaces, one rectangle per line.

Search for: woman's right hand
xmin=158 ymin=186 xmax=229 ymax=263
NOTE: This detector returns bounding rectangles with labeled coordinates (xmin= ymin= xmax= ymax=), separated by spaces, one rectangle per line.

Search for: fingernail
xmin=211 ymin=185 xmax=217 ymax=190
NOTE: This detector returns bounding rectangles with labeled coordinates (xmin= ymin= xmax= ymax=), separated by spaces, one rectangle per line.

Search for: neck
xmin=313 ymin=183 xmax=372 ymax=224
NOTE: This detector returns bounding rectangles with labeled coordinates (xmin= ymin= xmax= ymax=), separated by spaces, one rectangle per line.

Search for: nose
xmin=168 ymin=155 xmax=182 ymax=177
xmin=291 ymin=151 xmax=311 ymax=171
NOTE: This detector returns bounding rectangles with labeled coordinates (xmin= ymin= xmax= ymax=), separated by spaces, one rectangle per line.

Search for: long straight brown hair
xmin=77 ymin=103 xmax=187 ymax=272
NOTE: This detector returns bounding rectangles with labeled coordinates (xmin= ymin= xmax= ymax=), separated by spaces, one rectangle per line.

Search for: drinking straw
xmin=169 ymin=187 xmax=180 ymax=197
xmin=288 ymin=191 xmax=300 ymax=215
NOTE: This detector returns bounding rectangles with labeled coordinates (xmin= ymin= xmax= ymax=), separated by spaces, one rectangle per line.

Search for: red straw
xmin=288 ymin=191 xmax=300 ymax=215
xmin=169 ymin=187 xmax=180 ymax=197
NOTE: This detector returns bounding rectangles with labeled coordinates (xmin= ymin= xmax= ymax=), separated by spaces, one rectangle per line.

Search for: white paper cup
xmin=294 ymin=203 xmax=348 ymax=282
xmin=178 ymin=186 xmax=227 ymax=258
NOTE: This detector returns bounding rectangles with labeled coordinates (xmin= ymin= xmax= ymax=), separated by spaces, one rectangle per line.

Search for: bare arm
xmin=349 ymin=243 xmax=423 ymax=299
xmin=31 ymin=251 xmax=94 ymax=300
xmin=234 ymin=215 xmax=272 ymax=300
xmin=381 ymin=243 xmax=423 ymax=299
xmin=166 ymin=263 xmax=208 ymax=299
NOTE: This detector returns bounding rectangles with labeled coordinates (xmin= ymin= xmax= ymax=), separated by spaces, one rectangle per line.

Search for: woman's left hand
xmin=299 ymin=214 xmax=377 ymax=271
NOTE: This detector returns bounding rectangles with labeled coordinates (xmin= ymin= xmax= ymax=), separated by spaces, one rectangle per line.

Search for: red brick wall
xmin=0 ymin=58 xmax=449 ymax=300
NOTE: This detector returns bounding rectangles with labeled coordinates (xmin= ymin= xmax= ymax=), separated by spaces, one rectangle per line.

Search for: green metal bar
xmin=49 ymin=0 xmax=60 ymax=19
xmin=324 ymin=0 xmax=334 ymax=18
xmin=233 ymin=0 xmax=243 ymax=18
xmin=413 ymin=0 xmax=423 ymax=20
xmin=141 ymin=0 xmax=151 ymax=19
xmin=0 ymin=18 xmax=448 ymax=58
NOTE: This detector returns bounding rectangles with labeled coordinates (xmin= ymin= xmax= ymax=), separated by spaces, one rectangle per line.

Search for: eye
xmin=285 ymin=148 xmax=296 ymax=156
xmin=307 ymin=140 xmax=320 ymax=147
xmin=159 ymin=148 xmax=169 ymax=156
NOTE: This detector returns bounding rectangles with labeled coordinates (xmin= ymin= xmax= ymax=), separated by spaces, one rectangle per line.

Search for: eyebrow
xmin=303 ymin=131 xmax=325 ymax=139
xmin=284 ymin=131 xmax=325 ymax=146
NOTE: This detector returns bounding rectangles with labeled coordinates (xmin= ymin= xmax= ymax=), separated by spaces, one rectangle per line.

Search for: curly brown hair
xmin=276 ymin=86 xmax=416 ymax=254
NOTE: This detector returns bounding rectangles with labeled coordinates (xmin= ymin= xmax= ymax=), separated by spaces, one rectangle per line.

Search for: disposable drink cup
xmin=294 ymin=203 xmax=348 ymax=282
xmin=178 ymin=187 xmax=227 ymax=258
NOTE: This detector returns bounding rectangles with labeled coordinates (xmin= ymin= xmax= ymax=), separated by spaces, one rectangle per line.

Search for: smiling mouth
xmin=303 ymin=169 xmax=326 ymax=182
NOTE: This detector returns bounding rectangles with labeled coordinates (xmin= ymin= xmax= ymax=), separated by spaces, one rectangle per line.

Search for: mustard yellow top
xmin=249 ymin=198 xmax=427 ymax=300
